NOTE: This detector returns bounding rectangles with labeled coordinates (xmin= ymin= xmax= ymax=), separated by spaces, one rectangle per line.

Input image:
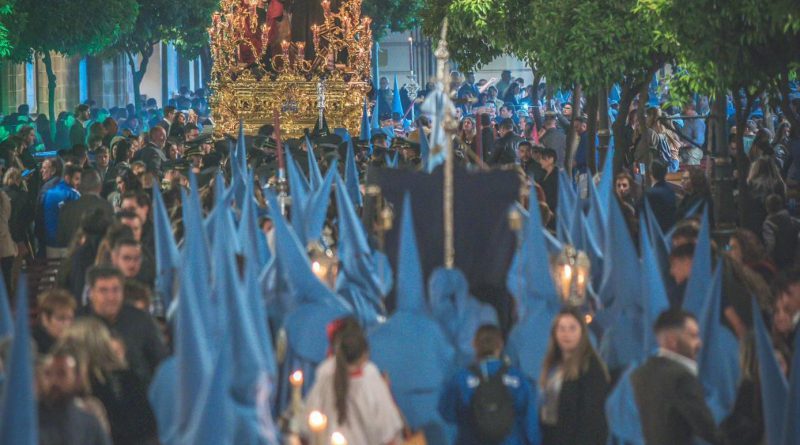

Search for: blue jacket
xmin=43 ymin=180 xmax=80 ymax=246
xmin=439 ymin=358 xmax=542 ymax=445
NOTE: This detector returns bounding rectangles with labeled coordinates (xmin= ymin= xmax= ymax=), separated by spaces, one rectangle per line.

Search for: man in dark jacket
xmin=56 ymin=169 xmax=114 ymax=246
xmin=540 ymin=114 xmax=567 ymax=169
xmin=82 ymin=266 xmax=167 ymax=383
xmin=643 ymin=160 xmax=677 ymax=232
xmin=132 ymin=126 xmax=167 ymax=176
xmin=631 ymin=309 xmax=723 ymax=445
xmin=490 ymin=118 xmax=521 ymax=166
xmin=762 ymin=194 xmax=800 ymax=269
xmin=69 ymin=104 xmax=90 ymax=147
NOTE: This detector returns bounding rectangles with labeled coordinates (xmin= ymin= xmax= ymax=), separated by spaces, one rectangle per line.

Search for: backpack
xmin=654 ymin=133 xmax=673 ymax=164
xmin=469 ymin=363 xmax=515 ymax=444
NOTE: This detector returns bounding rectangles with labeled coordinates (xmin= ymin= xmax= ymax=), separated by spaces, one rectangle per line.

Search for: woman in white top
xmin=304 ymin=323 xmax=404 ymax=445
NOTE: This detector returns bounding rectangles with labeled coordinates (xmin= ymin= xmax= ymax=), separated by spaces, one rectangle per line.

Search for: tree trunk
xmin=565 ymin=84 xmax=583 ymax=177
xmin=611 ymin=79 xmax=638 ymax=175
xmin=585 ymin=90 xmax=599 ymax=174
xmin=709 ymin=93 xmax=735 ymax=227
xmin=199 ymin=44 xmax=213 ymax=90
xmin=127 ymin=46 xmax=153 ymax=118
xmin=597 ymin=86 xmax=610 ymax=172
xmin=41 ymin=52 xmax=58 ymax=139
xmin=734 ymin=89 xmax=758 ymax=227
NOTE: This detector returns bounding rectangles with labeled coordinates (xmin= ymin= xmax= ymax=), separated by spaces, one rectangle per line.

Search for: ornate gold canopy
xmin=208 ymin=0 xmax=372 ymax=138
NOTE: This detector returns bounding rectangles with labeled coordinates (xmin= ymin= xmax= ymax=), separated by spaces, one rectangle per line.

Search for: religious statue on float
xmin=209 ymin=0 xmax=371 ymax=138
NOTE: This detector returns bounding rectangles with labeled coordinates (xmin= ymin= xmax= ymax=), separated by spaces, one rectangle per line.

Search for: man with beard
xmin=38 ymin=352 xmax=112 ymax=445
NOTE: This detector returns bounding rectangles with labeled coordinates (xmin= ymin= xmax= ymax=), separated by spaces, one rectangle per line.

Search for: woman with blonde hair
xmin=539 ymin=308 xmax=609 ymax=445
xmin=56 ymin=318 xmax=158 ymax=444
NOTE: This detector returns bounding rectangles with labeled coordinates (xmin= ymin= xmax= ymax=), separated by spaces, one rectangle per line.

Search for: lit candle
xmin=312 ymin=25 xmax=320 ymax=49
xmin=290 ymin=370 xmax=304 ymax=388
xmin=321 ymin=0 xmax=330 ymax=12
xmin=260 ymin=24 xmax=270 ymax=54
xmin=331 ymin=432 xmax=347 ymax=445
xmin=308 ymin=411 xmax=328 ymax=445
xmin=561 ymin=264 xmax=572 ymax=301
xmin=296 ymin=42 xmax=305 ymax=61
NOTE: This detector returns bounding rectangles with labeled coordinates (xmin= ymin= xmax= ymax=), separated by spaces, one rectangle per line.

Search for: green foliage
xmin=363 ymin=0 xmax=424 ymax=40
xmin=0 ymin=0 xmax=23 ymax=58
xmin=8 ymin=0 xmax=137 ymax=62
xmin=111 ymin=0 xmax=216 ymax=59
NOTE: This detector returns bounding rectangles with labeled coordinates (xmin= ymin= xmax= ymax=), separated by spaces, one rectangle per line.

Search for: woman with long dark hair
xmin=304 ymin=323 xmax=403 ymax=444
xmin=539 ymin=308 xmax=610 ymax=445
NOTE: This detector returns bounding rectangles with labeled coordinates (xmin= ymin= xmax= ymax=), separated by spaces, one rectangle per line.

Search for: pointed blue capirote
xmin=385 ymin=151 xmax=399 ymax=168
xmin=396 ymin=193 xmax=424 ymax=312
xmin=781 ymin=326 xmax=800 ymax=445
xmin=301 ymin=159 xmax=337 ymax=245
xmin=180 ymin=347 xmax=234 ymax=445
xmin=604 ymin=365 xmax=645 ymax=445
xmin=238 ymin=171 xmax=271 ymax=269
xmin=180 ymin=173 xmax=213 ymax=327
xmin=0 ymin=272 xmax=12 ymax=337
xmin=556 ymin=170 xmax=576 ymax=242
xmin=360 ymin=99 xmax=371 ymax=141
xmin=695 ymin=264 xmax=740 ymax=422
xmin=175 ymin=216 xmax=214 ymax=436
xmin=753 ymin=299 xmax=788 ymax=445
xmin=368 ymin=193 xmax=457 ymax=444
xmin=595 ymin=147 xmax=615 ymax=222
xmin=598 ymin=195 xmax=641 ymax=312
xmin=0 ymin=277 xmax=37 ymax=445
xmin=639 ymin=217 xmax=670 ymax=357
xmin=505 ymin=199 xmax=560 ymax=382
xmin=334 ymin=173 xmax=388 ymax=325
xmin=305 ymin=136 xmax=323 ymax=191
xmin=392 ymin=75 xmax=403 ymax=116
xmin=231 ymin=120 xmax=248 ymax=210
xmin=215 ymin=207 xmax=277 ymax=445
xmin=345 ymin=140 xmax=363 ymax=207
xmin=643 ymin=196 xmax=670 ymax=284
xmin=153 ymin=185 xmax=180 ymax=313
xmin=683 ymin=205 xmax=711 ymax=315
xmin=284 ymin=145 xmax=310 ymax=235
xmin=370 ymin=95 xmax=381 ymax=130
xmin=586 ymin=174 xmax=605 ymax=253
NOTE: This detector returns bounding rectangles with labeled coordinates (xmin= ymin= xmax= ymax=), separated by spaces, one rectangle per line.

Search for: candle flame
xmin=308 ymin=410 xmax=328 ymax=431
xmin=331 ymin=432 xmax=348 ymax=445
xmin=290 ymin=370 xmax=304 ymax=385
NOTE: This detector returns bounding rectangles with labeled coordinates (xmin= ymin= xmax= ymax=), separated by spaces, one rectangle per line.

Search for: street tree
xmin=7 ymin=0 xmax=136 ymax=135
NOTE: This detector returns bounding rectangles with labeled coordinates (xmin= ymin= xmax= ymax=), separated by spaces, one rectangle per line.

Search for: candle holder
xmin=285 ymin=370 xmax=306 ymax=435
xmin=551 ymin=245 xmax=590 ymax=307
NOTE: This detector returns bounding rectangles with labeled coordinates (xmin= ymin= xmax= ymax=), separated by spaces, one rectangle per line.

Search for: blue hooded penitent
xmin=639 ymin=217 xmax=670 ymax=357
xmin=505 ymin=199 xmax=562 ymax=383
xmin=344 ymin=140 xmax=363 ymax=208
xmin=392 ymin=75 xmax=404 ymax=116
xmin=0 ymin=272 xmax=12 ymax=338
xmin=180 ymin=346 xmax=234 ymax=445
xmin=215 ymin=207 xmax=278 ymax=445
xmin=238 ymin=171 xmax=271 ymax=269
xmin=153 ymin=185 xmax=180 ymax=313
xmin=300 ymin=159 xmax=337 ymax=245
xmin=385 ymin=151 xmax=400 ymax=169
xmin=0 ymin=278 xmax=37 ymax=445
xmin=643 ymin=196 xmax=670 ymax=284
xmin=595 ymin=147 xmax=615 ymax=222
xmin=369 ymin=193 xmax=456 ymax=445
xmin=695 ymin=264 xmax=740 ymax=422
xmin=305 ymin=135 xmax=323 ymax=191
xmin=334 ymin=173 xmax=388 ymax=326
xmin=266 ymin=192 xmax=351 ymax=413
xmin=429 ymin=267 xmax=498 ymax=367
xmin=230 ymin=120 xmax=248 ymax=210
xmin=370 ymin=94 xmax=381 ymax=131
xmin=556 ymin=169 xmax=577 ymax=243
xmin=753 ymin=299 xmax=788 ymax=445
xmin=604 ymin=366 xmax=645 ymax=445
xmin=585 ymin=173 xmax=605 ymax=253
xmin=360 ymin=98 xmax=371 ymax=142
xmin=683 ymin=206 xmax=711 ymax=316
xmin=782 ymin=327 xmax=800 ymax=445
xmin=596 ymin=196 xmax=643 ymax=372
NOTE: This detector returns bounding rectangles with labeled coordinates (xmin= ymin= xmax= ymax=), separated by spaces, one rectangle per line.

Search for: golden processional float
xmin=208 ymin=0 xmax=373 ymax=139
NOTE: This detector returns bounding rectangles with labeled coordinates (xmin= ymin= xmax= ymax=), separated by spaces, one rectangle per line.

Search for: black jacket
xmin=631 ymin=356 xmax=722 ymax=445
xmin=82 ymin=304 xmax=168 ymax=383
xmin=643 ymin=181 xmax=677 ymax=232
xmin=56 ymin=194 xmax=115 ymax=246
xmin=490 ymin=133 xmax=521 ymax=166
xmin=541 ymin=355 xmax=610 ymax=445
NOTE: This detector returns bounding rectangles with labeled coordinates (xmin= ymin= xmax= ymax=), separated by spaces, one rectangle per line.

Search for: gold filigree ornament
xmin=209 ymin=0 xmax=372 ymax=139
